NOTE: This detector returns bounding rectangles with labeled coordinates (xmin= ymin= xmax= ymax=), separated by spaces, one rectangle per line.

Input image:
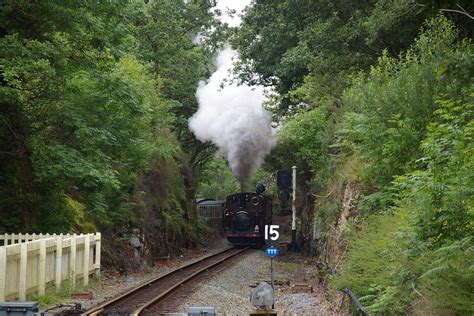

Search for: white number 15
xmin=264 ymin=225 xmax=279 ymax=241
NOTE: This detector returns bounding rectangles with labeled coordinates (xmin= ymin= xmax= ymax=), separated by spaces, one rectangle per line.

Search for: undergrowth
xmin=29 ymin=279 xmax=96 ymax=308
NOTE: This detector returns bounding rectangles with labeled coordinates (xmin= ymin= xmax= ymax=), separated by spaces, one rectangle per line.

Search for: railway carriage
xmin=196 ymin=199 xmax=225 ymax=219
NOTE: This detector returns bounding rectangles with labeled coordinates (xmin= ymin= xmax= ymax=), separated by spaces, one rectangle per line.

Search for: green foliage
xmin=30 ymin=279 xmax=96 ymax=308
xmin=336 ymin=95 xmax=474 ymax=314
xmin=277 ymin=107 xmax=327 ymax=171
xmin=136 ymin=0 xmax=221 ymax=170
xmin=342 ymin=15 xmax=470 ymax=189
xmin=334 ymin=209 xmax=415 ymax=314
xmin=400 ymin=93 xmax=474 ymax=246
xmin=252 ymin=10 xmax=474 ymax=314
xmin=267 ymin=105 xmax=329 ymax=193
xmin=0 ymin=0 xmax=217 ymax=256
xmin=420 ymin=237 xmax=474 ymax=314
xmin=197 ymin=157 xmax=239 ymax=200
xmin=232 ymin=0 xmax=474 ymax=112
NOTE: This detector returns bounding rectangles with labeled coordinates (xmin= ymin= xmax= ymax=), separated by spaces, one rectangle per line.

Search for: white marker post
xmin=288 ymin=166 xmax=300 ymax=252
xmin=292 ymin=165 xmax=296 ymax=232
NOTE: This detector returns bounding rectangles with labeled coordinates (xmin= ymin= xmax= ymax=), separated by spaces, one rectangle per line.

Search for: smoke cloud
xmin=189 ymin=47 xmax=275 ymax=182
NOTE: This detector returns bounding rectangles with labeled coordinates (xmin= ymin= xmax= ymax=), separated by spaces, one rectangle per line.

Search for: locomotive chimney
xmin=240 ymin=180 xmax=245 ymax=208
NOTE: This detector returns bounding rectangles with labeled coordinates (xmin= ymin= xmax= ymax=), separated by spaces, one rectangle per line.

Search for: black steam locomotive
xmin=223 ymin=185 xmax=272 ymax=246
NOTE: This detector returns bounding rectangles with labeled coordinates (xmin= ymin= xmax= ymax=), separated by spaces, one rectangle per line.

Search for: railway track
xmin=85 ymin=247 xmax=247 ymax=316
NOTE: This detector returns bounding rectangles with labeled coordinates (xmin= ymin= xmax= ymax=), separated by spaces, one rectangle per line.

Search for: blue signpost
xmin=265 ymin=245 xmax=279 ymax=308
xmin=265 ymin=245 xmax=279 ymax=257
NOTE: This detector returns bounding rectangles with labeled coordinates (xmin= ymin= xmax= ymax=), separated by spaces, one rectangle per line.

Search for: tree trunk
xmin=16 ymin=133 xmax=36 ymax=228
xmin=300 ymin=189 xmax=315 ymax=254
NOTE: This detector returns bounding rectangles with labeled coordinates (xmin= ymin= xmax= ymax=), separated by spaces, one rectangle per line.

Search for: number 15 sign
xmin=264 ymin=225 xmax=280 ymax=241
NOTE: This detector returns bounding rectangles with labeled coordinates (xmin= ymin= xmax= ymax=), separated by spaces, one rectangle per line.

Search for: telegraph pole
xmin=287 ymin=166 xmax=300 ymax=252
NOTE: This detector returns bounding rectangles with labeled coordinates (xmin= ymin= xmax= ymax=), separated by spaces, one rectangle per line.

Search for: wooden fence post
xmin=83 ymin=234 xmax=90 ymax=286
xmin=2 ymin=234 xmax=7 ymax=246
xmin=0 ymin=246 xmax=6 ymax=301
xmin=94 ymin=232 xmax=101 ymax=279
xmin=55 ymin=236 xmax=63 ymax=292
xmin=19 ymin=243 xmax=27 ymax=300
xmin=38 ymin=239 xmax=46 ymax=295
xmin=69 ymin=236 xmax=76 ymax=290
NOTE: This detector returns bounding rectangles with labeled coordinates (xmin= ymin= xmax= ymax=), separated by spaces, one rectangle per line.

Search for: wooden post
xmin=3 ymin=234 xmax=7 ymax=246
xmin=55 ymin=236 xmax=63 ymax=292
xmin=288 ymin=165 xmax=300 ymax=252
xmin=0 ymin=246 xmax=6 ymax=301
xmin=69 ymin=236 xmax=76 ymax=290
xmin=19 ymin=243 xmax=27 ymax=300
xmin=38 ymin=239 xmax=46 ymax=295
xmin=94 ymin=233 xmax=101 ymax=279
xmin=83 ymin=234 xmax=90 ymax=286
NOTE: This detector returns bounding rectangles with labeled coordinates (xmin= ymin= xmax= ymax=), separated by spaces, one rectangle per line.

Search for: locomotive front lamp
xmin=256 ymin=183 xmax=266 ymax=194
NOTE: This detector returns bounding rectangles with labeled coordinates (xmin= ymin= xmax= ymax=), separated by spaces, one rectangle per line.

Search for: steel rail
xmin=136 ymin=247 xmax=247 ymax=315
xmin=84 ymin=247 xmax=246 ymax=316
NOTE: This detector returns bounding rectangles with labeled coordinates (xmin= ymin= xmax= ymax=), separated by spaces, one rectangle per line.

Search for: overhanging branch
xmin=440 ymin=4 xmax=474 ymax=20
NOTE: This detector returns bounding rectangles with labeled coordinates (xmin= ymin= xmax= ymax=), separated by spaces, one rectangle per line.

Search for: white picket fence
xmin=0 ymin=233 xmax=101 ymax=301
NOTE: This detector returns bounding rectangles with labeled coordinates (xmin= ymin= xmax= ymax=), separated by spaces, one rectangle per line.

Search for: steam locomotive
xmin=222 ymin=185 xmax=272 ymax=246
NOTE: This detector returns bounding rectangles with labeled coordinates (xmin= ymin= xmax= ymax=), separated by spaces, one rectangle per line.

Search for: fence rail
xmin=0 ymin=233 xmax=101 ymax=301
xmin=0 ymin=233 xmax=79 ymax=246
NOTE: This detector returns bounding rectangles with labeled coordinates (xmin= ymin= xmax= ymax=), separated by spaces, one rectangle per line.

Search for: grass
xmin=279 ymin=261 xmax=300 ymax=271
xmin=29 ymin=278 xmax=97 ymax=309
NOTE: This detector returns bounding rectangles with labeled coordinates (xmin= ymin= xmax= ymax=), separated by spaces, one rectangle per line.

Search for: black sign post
xmin=276 ymin=170 xmax=292 ymax=213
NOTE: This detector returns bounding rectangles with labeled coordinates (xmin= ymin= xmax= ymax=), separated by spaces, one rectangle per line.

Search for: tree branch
xmin=0 ymin=114 xmax=19 ymax=139
xmin=0 ymin=151 xmax=15 ymax=156
xmin=440 ymin=4 xmax=474 ymax=20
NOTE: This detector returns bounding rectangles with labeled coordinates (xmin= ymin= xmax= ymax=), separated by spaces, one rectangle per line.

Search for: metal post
xmin=271 ymin=257 xmax=274 ymax=309
xmin=288 ymin=166 xmax=300 ymax=252
xmin=270 ymin=257 xmax=274 ymax=290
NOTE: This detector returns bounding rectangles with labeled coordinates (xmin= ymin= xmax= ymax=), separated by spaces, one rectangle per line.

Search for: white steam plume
xmin=189 ymin=47 xmax=275 ymax=182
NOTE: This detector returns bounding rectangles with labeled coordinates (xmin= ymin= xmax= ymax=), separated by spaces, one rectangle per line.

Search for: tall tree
xmin=0 ymin=1 xmax=173 ymax=230
xmin=232 ymin=0 xmax=474 ymax=112
xmin=136 ymin=0 xmax=221 ymax=171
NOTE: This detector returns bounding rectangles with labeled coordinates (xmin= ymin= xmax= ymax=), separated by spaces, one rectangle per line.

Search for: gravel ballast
xmin=52 ymin=243 xmax=345 ymax=315
xmin=171 ymin=249 xmax=344 ymax=315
